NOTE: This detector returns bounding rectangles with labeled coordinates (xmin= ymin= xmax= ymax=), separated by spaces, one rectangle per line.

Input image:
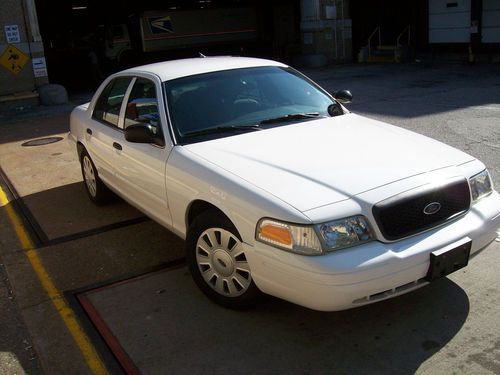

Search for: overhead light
xmin=72 ymin=6 xmax=87 ymax=10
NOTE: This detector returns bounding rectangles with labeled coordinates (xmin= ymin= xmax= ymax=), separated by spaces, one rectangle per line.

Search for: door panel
xmin=114 ymin=77 xmax=172 ymax=227
xmin=114 ymin=134 xmax=171 ymax=226
xmin=85 ymin=120 xmax=120 ymax=185
xmin=87 ymin=77 xmax=133 ymax=186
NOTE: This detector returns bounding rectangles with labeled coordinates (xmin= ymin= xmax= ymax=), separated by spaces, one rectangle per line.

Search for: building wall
xmin=0 ymin=0 xmax=47 ymax=97
xmin=482 ymin=0 xmax=500 ymax=42
xmin=426 ymin=0 xmax=500 ymax=59
xmin=300 ymin=0 xmax=352 ymax=63
xmin=428 ymin=0 xmax=471 ymax=43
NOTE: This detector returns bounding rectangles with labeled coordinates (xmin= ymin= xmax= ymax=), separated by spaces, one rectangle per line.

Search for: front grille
xmin=372 ymin=177 xmax=471 ymax=241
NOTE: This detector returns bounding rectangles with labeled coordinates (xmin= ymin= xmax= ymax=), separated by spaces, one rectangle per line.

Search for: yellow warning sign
xmin=0 ymin=44 xmax=29 ymax=75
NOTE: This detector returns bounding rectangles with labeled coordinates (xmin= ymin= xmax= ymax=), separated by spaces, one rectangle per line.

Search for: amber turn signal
xmin=259 ymin=223 xmax=292 ymax=246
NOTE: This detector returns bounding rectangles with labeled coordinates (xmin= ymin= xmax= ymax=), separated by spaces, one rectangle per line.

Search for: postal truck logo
xmin=149 ymin=16 xmax=174 ymax=34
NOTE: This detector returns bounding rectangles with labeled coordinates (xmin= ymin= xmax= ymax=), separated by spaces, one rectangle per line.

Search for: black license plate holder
xmin=426 ymin=241 xmax=471 ymax=282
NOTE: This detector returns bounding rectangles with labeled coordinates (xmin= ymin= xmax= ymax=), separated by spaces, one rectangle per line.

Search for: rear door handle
xmin=86 ymin=128 xmax=92 ymax=135
xmin=113 ymin=142 xmax=122 ymax=151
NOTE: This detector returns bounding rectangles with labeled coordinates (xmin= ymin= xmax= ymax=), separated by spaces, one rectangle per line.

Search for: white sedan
xmin=69 ymin=57 xmax=500 ymax=311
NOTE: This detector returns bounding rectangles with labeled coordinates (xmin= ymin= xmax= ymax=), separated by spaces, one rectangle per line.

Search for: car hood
xmin=184 ymin=113 xmax=474 ymax=212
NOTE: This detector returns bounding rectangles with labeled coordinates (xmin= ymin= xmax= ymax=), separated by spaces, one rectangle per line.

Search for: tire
xmin=186 ymin=209 xmax=262 ymax=309
xmin=80 ymin=149 xmax=113 ymax=205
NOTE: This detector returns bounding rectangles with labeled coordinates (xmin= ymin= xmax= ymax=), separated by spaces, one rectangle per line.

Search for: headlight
xmin=317 ymin=216 xmax=373 ymax=251
xmin=256 ymin=219 xmax=322 ymax=255
xmin=256 ymin=215 xmax=373 ymax=255
xmin=469 ymin=169 xmax=493 ymax=202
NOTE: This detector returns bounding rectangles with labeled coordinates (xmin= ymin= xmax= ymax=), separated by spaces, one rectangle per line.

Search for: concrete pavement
xmin=0 ymin=62 xmax=499 ymax=374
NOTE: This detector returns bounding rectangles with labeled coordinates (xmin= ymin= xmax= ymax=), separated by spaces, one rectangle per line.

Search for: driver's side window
xmin=124 ymin=78 xmax=161 ymax=135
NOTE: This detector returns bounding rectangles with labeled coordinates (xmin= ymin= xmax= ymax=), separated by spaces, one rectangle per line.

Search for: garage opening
xmin=34 ymin=0 xmax=299 ymax=93
xmin=351 ymin=0 xmax=427 ymax=62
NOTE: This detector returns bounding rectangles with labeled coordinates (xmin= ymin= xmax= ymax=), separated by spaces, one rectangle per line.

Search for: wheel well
xmin=187 ymin=200 xmax=228 ymax=229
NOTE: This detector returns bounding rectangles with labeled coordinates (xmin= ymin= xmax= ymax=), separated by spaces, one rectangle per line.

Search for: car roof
xmin=121 ymin=56 xmax=288 ymax=82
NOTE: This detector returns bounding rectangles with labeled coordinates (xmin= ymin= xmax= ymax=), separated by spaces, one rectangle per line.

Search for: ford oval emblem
xmin=423 ymin=202 xmax=442 ymax=215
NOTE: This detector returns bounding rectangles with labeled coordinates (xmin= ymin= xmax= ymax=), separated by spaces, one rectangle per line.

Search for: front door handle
xmin=113 ymin=142 xmax=122 ymax=151
xmin=86 ymin=128 xmax=92 ymax=135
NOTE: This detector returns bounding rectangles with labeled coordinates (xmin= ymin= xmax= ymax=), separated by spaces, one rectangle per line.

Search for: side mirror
xmin=125 ymin=123 xmax=164 ymax=146
xmin=333 ymin=90 xmax=353 ymax=104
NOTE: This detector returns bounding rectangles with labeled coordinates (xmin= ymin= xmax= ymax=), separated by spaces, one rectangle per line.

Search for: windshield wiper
xmin=260 ymin=112 xmax=321 ymax=125
xmin=183 ymin=124 xmax=261 ymax=138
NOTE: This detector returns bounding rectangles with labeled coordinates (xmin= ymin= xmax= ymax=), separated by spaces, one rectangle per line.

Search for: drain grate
xmin=22 ymin=137 xmax=63 ymax=147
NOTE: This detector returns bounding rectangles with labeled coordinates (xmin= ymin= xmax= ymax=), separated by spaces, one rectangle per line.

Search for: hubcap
xmin=196 ymin=227 xmax=251 ymax=297
xmin=83 ymin=156 xmax=97 ymax=197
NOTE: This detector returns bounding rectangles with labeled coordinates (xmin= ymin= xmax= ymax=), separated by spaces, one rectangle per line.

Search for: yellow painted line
xmin=0 ymin=187 xmax=109 ymax=375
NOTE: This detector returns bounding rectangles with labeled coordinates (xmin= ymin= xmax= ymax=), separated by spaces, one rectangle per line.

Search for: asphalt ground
xmin=0 ymin=62 xmax=499 ymax=375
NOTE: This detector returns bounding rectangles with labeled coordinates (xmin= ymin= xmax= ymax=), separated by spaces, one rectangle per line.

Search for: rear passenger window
xmin=93 ymin=77 xmax=132 ymax=127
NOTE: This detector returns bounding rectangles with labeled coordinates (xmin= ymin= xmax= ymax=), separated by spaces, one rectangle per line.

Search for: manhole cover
xmin=22 ymin=137 xmax=63 ymax=147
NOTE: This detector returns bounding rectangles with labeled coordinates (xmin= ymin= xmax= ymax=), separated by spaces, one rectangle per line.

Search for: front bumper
xmin=244 ymin=191 xmax=500 ymax=311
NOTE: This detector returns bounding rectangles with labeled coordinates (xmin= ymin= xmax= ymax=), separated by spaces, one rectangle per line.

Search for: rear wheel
xmin=80 ymin=150 xmax=113 ymax=205
xmin=186 ymin=210 xmax=262 ymax=309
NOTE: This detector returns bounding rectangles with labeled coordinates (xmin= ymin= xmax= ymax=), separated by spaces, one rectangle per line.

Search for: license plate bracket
xmin=426 ymin=241 xmax=471 ymax=281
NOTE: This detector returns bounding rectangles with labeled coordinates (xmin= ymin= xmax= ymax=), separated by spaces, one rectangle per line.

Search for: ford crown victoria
xmin=69 ymin=57 xmax=500 ymax=311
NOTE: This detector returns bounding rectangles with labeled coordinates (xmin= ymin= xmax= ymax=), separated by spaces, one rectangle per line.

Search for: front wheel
xmin=186 ymin=210 xmax=262 ymax=309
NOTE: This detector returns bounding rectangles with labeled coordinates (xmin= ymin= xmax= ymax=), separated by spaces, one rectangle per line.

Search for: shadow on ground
xmin=85 ymin=266 xmax=469 ymax=375
xmin=307 ymin=63 xmax=500 ymax=119
xmin=0 ymin=262 xmax=41 ymax=375
xmin=16 ymin=181 xmax=143 ymax=243
xmin=0 ymin=111 xmax=72 ymax=145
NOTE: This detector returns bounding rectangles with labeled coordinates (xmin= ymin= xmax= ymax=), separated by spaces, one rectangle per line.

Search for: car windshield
xmin=163 ymin=66 xmax=337 ymax=143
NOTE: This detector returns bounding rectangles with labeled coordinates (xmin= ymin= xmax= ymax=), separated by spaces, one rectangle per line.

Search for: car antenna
xmin=199 ymin=52 xmax=206 ymax=58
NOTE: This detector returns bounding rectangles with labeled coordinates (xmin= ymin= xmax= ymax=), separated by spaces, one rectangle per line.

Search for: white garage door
xmin=482 ymin=0 xmax=500 ymax=43
xmin=429 ymin=0 xmax=471 ymax=43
